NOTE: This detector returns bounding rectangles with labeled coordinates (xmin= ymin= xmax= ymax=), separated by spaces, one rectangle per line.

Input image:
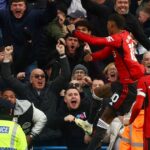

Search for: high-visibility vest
xmin=0 ymin=120 xmax=27 ymax=150
xmin=119 ymin=110 xmax=144 ymax=150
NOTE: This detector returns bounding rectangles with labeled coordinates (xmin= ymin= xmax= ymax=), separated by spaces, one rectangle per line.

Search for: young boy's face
xmin=64 ymin=88 xmax=81 ymax=110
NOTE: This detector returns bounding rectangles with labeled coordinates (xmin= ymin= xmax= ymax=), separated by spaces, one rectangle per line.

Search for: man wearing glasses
xmin=0 ymin=45 xmax=71 ymax=146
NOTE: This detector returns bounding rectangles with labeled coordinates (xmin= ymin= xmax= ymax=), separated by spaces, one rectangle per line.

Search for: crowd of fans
xmin=0 ymin=0 xmax=150 ymax=150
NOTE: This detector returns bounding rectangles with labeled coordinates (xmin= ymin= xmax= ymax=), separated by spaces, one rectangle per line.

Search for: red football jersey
xmin=74 ymin=30 xmax=145 ymax=84
xmin=130 ymin=75 xmax=150 ymax=137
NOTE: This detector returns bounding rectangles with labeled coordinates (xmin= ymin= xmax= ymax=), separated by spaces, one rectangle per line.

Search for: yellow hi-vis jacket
xmin=0 ymin=120 xmax=27 ymax=150
xmin=119 ymin=110 xmax=144 ymax=150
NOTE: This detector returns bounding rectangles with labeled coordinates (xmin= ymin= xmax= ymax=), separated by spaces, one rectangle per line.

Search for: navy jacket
xmin=0 ymin=1 xmax=57 ymax=73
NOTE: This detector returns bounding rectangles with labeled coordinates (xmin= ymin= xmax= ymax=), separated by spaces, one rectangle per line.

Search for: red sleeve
xmin=129 ymin=95 xmax=144 ymax=124
xmin=74 ymin=30 xmax=122 ymax=48
xmin=129 ymin=78 xmax=146 ymax=123
xmin=91 ymin=46 xmax=112 ymax=61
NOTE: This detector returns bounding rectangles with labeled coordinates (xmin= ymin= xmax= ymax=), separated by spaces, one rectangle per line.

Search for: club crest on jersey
xmin=106 ymin=36 xmax=114 ymax=42
xmin=0 ymin=126 xmax=9 ymax=133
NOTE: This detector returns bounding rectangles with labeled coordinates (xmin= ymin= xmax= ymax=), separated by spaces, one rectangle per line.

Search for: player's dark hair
xmin=108 ymin=13 xmax=126 ymax=29
xmin=113 ymin=0 xmax=131 ymax=5
xmin=75 ymin=20 xmax=92 ymax=31
xmin=10 ymin=0 xmax=27 ymax=4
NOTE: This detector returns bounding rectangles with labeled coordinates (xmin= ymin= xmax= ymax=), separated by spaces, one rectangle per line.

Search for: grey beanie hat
xmin=72 ymin=64 xmax=88 ymax=75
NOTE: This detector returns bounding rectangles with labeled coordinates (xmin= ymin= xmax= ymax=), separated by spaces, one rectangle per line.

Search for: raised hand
xmin=64 ymin=114 xmax=75 ymax=122
xmin=83 ymin=42 xmax=91 ymax=54
xmin=67 ymin=24 xmax=75 ymax=33
xmin=4 ymin=45 xmax=13 ymax=62
xmin=56 ymin=39 xmax=65 ymax=55
xmin=84 ymin=53 xmax=93 ymax=62
xmin=4 ymin=46 xmax=13 ymax=55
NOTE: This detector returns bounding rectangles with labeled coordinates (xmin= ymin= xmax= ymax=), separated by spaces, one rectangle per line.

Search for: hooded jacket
xmin=13 ymin=99 xmax=47 ymax=137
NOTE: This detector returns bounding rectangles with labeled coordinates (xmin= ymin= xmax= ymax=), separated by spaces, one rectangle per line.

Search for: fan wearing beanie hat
xmin=72 ymin=64 xmax=89 ymax=81
xmin=71 ymin=64 xmax=92 ymax=102
xmin=72 ymin=64 xmax=88 ymax=75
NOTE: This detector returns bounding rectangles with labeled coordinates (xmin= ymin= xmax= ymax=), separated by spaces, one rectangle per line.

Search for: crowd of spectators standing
xmin=0 ymin=0 xmax=150 ymax=149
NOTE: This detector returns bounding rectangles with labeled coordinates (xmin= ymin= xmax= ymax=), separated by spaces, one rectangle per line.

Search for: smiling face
xmin=30 ymin=69 xmax=46 ymax=90
xmin=114 ymin=0 xmax=129 ymax=15
xmin=64 ymin=88 xmax=81 ymax=110
xmin=10 ymin=1 xmax=26 ymax=19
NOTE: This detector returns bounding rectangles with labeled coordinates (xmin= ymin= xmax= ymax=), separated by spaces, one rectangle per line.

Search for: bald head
xmin=30 ymin=68 xmax=46 ymax=90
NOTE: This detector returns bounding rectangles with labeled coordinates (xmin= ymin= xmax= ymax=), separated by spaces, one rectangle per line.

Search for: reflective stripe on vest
xmin=10 ymin=123 xmax=18 ymax=149
xmin=121 ymin=125 xmax=143 ymax=147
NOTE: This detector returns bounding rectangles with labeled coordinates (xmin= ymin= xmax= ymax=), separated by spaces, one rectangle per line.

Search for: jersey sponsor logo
xmin=0 ymin=126 xmax=9 ymax=133
xmin=106 ymin=36 xmax=114 ymax=42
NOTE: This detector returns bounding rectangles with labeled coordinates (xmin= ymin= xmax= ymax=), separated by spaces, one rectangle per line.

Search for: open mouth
xmin=14 ymin=10 xmax=23 ymax=17
xmin=70 ymin=99 xmax=77 ymax=107
xmin=37 ymin=81 xmax=43 ymax=86
xmin=110 ymin=73 xmax=116 ymax=77
xmin=71 ymin=45 xmax=75 ymax=49
xmin=71 ymin=100 xmax=77 ymax=104
xmin=15 ymin=10 xmax=22 ymax=14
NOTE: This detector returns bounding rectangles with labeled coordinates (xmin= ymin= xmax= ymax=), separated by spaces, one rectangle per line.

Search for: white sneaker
xmin=75 ymin=118 xmax=93 ymax=135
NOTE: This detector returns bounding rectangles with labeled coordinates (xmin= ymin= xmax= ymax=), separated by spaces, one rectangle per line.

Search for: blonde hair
xmin=103 ymin=62 xmax=115 ymax=77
